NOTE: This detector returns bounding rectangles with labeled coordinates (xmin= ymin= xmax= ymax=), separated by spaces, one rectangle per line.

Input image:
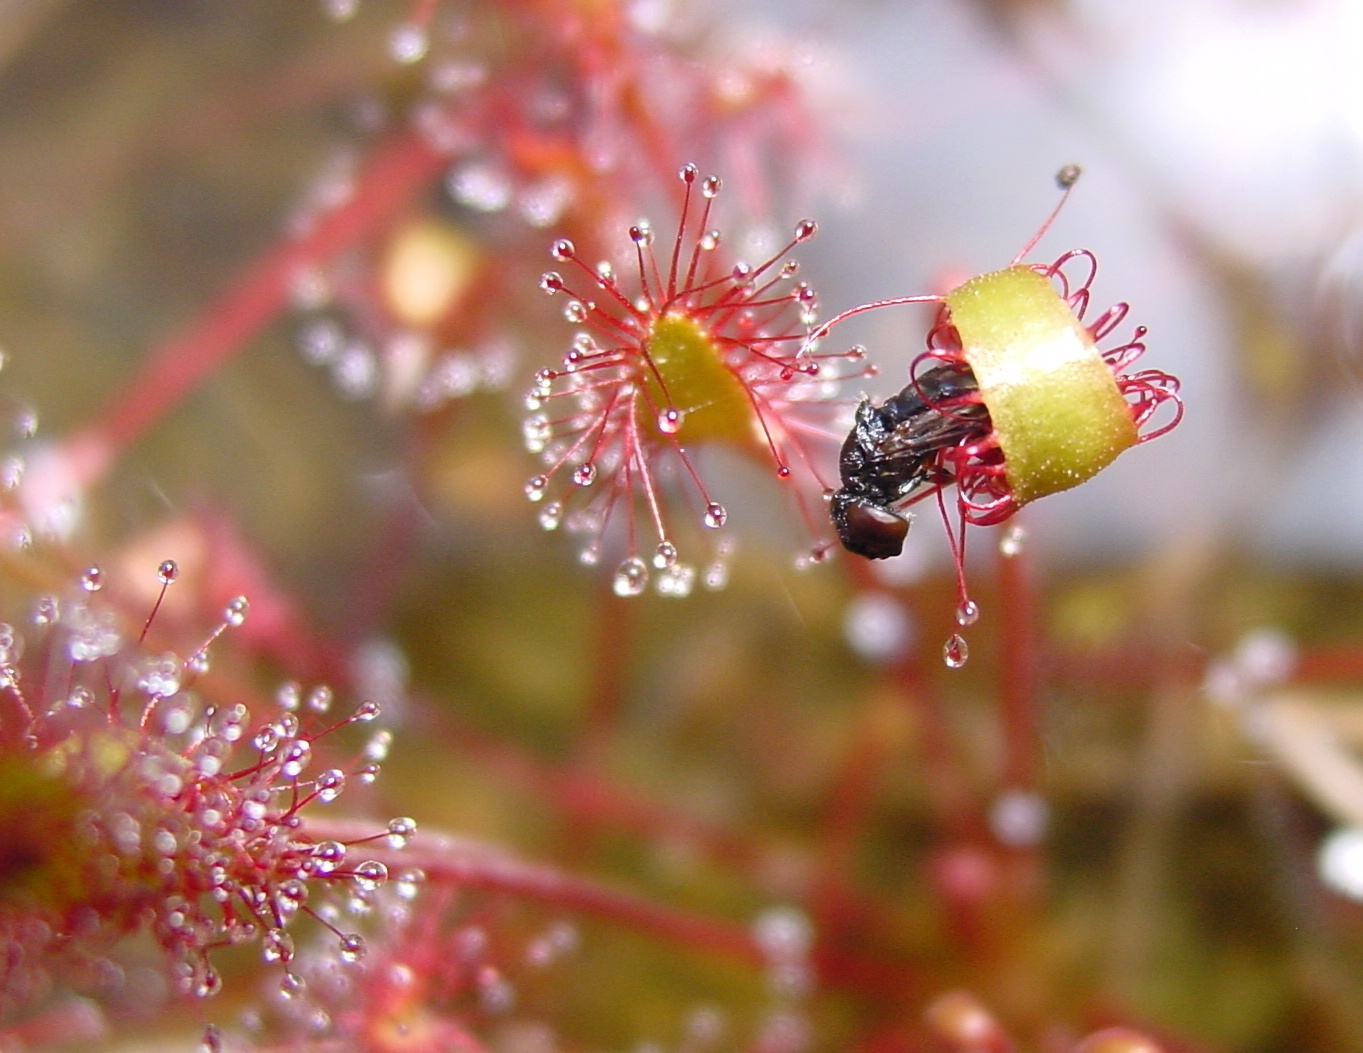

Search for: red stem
xmin=312 ymin=820 xmax=923 ymax=1002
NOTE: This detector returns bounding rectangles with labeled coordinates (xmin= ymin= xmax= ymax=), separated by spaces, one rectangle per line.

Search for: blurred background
xmin=2 ymin=1 xmax=1363 ymax=1051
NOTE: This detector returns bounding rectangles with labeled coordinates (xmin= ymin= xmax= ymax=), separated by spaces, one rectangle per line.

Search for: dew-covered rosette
xmin=0 ymin=563 xmax=413 ymax=1014
xmin=525 ymin=163 xmax=871 ymax=597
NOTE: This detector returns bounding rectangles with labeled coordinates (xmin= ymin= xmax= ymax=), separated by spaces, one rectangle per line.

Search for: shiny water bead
xmin=943 ymin=633 xmax=969 ymax=669
xmin=0 ymin=453 xmax=23 ymax=491
xmin=158 ymin=559 xmax=179 ymax=584
xmin=703 ymin=502 xmax=727 ymax=528
xmin=353 ymin=700 xmax=382 ymax=722
xmin=355 ymin=762 xmax=381 ymax=785
xmin=388 ymin=21 xmax=428 ymax=64
xmin=613 ymin=556 xmax=649 ymax=597
xmin=525 ymin=474 xmax=549 ymax=502
xmin=201 ymin=1023 xmax=224 ymax=1053
xmin=279 ymin=970 xmax=305 ymax=999
xmin=538 ymin=501 xmax=564 ymax=530
xmin=312 ymin=841 xmax=347 ymax=873
xmin=306 ymin=684 xmax=333 ymax=713
xmin=386 ymin=816 xmax=417 ymax=848
xmin=353 ymin=859 xmax=389 ymax=891
xmin=262 ymin=928 xmax=295 ymax=964
xmin=32 ymin=595 xmax=58 ymax=626
xmin=280 ymin=740 xmax=312 ymax=778
xmin=364 ymin=729 xmax=392 ymax=762
xmin=339 ymin=932 xmax=367 ymax=963
xmin=999 ymin=523 xmax=1026 ymax=557
xmin=655 ymin=562 xmax=696 ymax=598
xmin=225 ymin=596 xmax=249 ymax=627
xmin=315 ymin=769 xmax=346 ymax=802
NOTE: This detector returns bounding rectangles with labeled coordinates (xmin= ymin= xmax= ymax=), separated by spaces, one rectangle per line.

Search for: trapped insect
xmin=831 ymin=363 xmax=988 ymax=560
xmin=812 ymin=166 xmax=1182 ymax=637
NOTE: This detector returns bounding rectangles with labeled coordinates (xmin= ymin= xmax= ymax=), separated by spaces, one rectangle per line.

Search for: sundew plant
xmin=1 ymin=4 xmax=1362 ymax=1053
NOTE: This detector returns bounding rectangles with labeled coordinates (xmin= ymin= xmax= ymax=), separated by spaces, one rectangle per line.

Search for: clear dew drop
xmin=550 ymin=238 xmax=575 ymax=261
xmin=679 ymin=162 xmax=698 ymax=183
xmin=13 ymin=406 xmax=37 ymax=438
xmin=315 ymin=769 xmax=346 ymax=802
xmin=224 ymin=596 xmax=249 ymax=627
xmin=158 ymin=559 xmax=179 ymax=584
xmin=387 ymin=21 xmax=429 ymax=64
xmin=354 ymin=859 xmax=389 ymax=891
xmin=657 ymin=407 xmax=683 ymax=434
xmin=1056 ymin=163 xmax=1082 ymax=189
xmin=0 ymin=453 xmax=23 ymax=492
xmin=32 ymin=594 xmax=58 ymax=626
xmin=699 ymin=229 xmax=720 ymax=251
xmin=279 ymin=970 xmax=305 ymax=999
xmin=999 ymin=523 xmax=1026 ymax=558
xmin=277 ymin=682 xmax=301 ymax=711
xmin=571 ymin=462 xmax=596 ymax=487
xmin=539 ymin=271 xmax=564 ymax=294
xmin=703 ymin=502 xmax=727 ymax=529
xmin=307 ymin=684 xmax=333 ymax=713
xmin=387 ymin=816 xmax=417 ymax=848
xmin=194 ymin=965 xmax=222 ymax=999
xmin=80 ymin=566 xmax=102 ymax=592
xmin=339 ymin=933 xmax=367 ymax=963
xmin=955 ymin=599 xmax=980 ymax=627
xmin=262 ymin=928 xmax=295 ymax=964
xmin=563 ymin=300 xmax=588 ymax=324
xmin=612 ymin=556 xmax=649 ymax=597
xmin=794 ymin=218 xmax=818 ymax=242
xmin=538 ymin=501 xmax=564 ymax=531
xmin=655 ymin=563 xmax=696 ymax=598
xmin=653 ymin=540 xmax=678 ymax=569
xmin=943 ymin=633 xmax=969 ymax=669
xmin=701 ymin=175 xmax=722 ymax=198
xmin=525 ymin=474 xmax=549 ymax=502
xmin=353 ymin=699 xmax=382 ymax=722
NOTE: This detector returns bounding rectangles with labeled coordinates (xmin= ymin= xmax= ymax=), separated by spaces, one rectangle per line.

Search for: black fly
xmin=830 ymin=363 xmax=990 ymax=560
